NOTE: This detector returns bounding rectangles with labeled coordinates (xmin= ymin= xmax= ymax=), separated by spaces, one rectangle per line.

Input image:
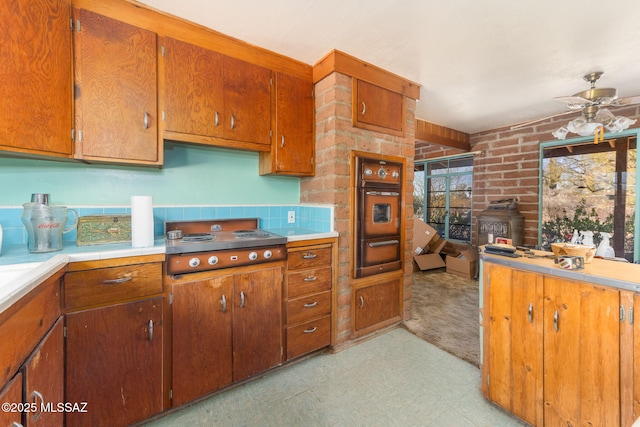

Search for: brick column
xmin=302 ymin=71 xmax=416 ymax=346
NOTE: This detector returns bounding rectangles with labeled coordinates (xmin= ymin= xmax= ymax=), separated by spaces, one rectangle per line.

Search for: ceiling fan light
xmin=605 ymin=116 xmax=637 ymax=133
xmin=567 ymin=119 xmax=601 ymax=136
xmin=552 ymin=127 xmax=569 ymax=140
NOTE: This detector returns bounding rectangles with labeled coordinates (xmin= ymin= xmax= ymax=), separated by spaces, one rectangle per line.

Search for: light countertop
xmin=481 ymin=249 xmax=640 ymax=292
xmin=0 ymin=228 xmax=338 ymax=315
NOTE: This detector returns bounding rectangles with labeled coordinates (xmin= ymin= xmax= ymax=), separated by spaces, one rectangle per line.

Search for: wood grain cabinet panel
xmin=171 ymin=276 xmax=233 ymax=406
xmin=353 ymin=277 xmax=400 ymax=333
xmin=73 ymin=9 xmax=160 ymax=165
xmin=65 ymin=297 xmax=164 ymax=427
xmin=260 ymin=72 xmax=314 ymax=176
xmin=0 ymin=0 xmax=73 ymax=157
xmin=483 ymin=261 xmax=623 ymax=426
xmin=0 ymin=372 xmax=22 ymax=427
xmin=161 ymin=39 xmax=271 ymax=152
xmin=22 ymin=318 xmax=64 ymax=427
xmin=353 ymin=79 xmax=404 ymax=136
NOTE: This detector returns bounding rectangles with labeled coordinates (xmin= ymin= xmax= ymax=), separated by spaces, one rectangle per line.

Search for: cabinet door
xmin=0 ymin=372 xmax=22 ymax=427
xmin=162 ymin=37 xmax=224 ymax=138
xmin=65 ymin=297 xmax=163 ymax=427
xmin=353 ymin=79 xmax=403 ymax=135
xmin=0 ymin=0 xmax=73 ymax=157
xmin=223 ymin=56 xmax=271 ymax=147
xmin=171 ymin=277 xmax=233 ymax=406
xmin=543 ymin=278 xmax=620 ymax=427
xmin=22 ymin=318 xmax=64 ymax=427
xmin=233 ymin=267 xmax=282 ymax=381
xmin=353 ymin=278 xmax=400 ymax=333
xmin=260 ymin=72 xmax=314 ymax=176
xmin=487 ymin=264 xmax=542 ymax=426
xmin=74 ymin=9 xmax=159 ymax=164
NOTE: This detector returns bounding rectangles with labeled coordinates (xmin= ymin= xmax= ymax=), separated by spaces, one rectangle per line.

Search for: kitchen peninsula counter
xmin=481 ymin=249 xmax=640 ymax=292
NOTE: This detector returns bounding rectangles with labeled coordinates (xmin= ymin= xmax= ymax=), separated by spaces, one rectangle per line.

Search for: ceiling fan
xmin=512 ymin=72 xmax=640 ymax=142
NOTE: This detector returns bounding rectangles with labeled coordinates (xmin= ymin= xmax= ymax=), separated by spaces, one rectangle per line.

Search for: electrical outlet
xmin=287 ymin=211 xmax=295 ymax=224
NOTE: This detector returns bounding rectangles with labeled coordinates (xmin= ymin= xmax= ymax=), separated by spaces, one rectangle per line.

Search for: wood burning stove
xmin=354 ymin=155 xmax=404 ymax=278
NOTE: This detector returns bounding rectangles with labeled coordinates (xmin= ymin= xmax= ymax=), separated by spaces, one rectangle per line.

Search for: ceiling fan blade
xmin=554 ymin=95 xmax=592 ymax=109
xmin=509 ymin=109 xmax=577 ymax=130
xmin=612 ymin=94 xmax=640 ymax=106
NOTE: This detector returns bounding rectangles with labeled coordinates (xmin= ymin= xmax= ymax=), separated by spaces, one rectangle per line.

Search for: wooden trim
xmin=415 ymin=118 xmax=470 ymax=151
xmin=66 ymin=254 xmax=165 ymax=271
xmin=313 ymin=50 xmax=420 ymax=100
xmin=71 ymin=0 xmax=312 ymax=79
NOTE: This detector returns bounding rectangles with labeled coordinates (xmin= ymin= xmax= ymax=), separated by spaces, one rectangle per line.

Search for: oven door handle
xmin=368 ymin=239 xmax=400 ymax=248
xmin=365 ymin=191 xmax=400 ymax=197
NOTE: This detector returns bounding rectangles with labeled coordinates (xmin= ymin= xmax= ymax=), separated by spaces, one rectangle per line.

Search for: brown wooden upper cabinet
xmin=73 ymin=9 xmax=161 ymax=166
xmin=0 ymin=0 xmax=73 ymax=158
xmin=260 ymin=72 xmax=315 ymax=176
xmin=352 ymin=79 xmax=404 ymax=136
xmin=161 ymin=37 xmax=271 ymax=151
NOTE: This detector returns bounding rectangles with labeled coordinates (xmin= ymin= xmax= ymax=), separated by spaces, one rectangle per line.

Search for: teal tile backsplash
xmin=0 ymin=205 xmax=333 ymax=247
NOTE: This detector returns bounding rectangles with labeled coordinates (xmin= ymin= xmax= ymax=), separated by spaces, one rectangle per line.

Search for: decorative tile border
xmin=0 ymin=204 xmax=333 ymax=247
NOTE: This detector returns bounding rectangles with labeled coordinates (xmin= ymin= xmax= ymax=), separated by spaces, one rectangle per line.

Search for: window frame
xmin=538 ymin=128 xmax=640 ymax=262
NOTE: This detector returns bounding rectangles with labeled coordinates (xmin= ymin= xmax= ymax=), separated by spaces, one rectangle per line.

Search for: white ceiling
xmin=139 ymin=0 xmax=640 ymax=134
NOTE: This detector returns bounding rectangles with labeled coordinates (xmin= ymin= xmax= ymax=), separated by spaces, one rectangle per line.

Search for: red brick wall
xmin=416 ymin=106 xmax=640 ymax=246
xmin=302 ymin=71 xmax=416 ymax=346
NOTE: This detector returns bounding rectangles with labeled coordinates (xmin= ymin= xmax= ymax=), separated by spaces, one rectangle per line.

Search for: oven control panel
xmin=360 ymin=159 xmax=402 ymax=186
xmin=166 ymin=245 xmax=286 ymax=275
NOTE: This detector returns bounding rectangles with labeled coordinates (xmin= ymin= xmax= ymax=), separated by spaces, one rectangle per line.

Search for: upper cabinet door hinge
xmin=75 ymin=19 xmax=81 ymax=33
xmin=620 ymin=305 xmax=626 ymax=322
xmin=629 ymin=306 xmax=634 ymax=325
xmin=69 ymin=17 xmax=73 ymax=31
xmin=77 ymin=130 xmax=83 ymax=142
xmin=169 ymin=293 xmax=173 ymax=305
xmin=161 ymin=45 xmax=166 ymax=57
xmin=63 ymin=326 xmax=67 ymax=338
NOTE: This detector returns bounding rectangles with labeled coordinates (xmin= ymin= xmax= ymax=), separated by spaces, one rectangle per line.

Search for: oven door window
xmin=372 ymin=203 xmax=392 ymax=223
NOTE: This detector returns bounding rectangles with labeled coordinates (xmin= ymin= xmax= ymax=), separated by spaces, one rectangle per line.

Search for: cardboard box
xmin=426 ymin=235 xmax=446 ymax=254
xmin=446 ymin=249 xmax=478 ymax=279
xmin=413 ymin=216 xmax=439 ymax=255
xmin=414 ymin=253 xmax=446 ymax=271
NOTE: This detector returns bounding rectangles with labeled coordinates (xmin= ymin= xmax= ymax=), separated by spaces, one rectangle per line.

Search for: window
xmin=540 ymin=134 xmax=637 ymax=261
xmin=414 ymin=156 xmax=473 ymax=243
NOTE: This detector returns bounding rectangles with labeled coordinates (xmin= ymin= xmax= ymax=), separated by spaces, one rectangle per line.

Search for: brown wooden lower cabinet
xmin=353 ymin=277 xmax=401 ymax=334
xmin=65 ymin=297 xmax=164 ymax=427
xmin=0 ymin=372 xmax=23 ymax=427
xmin=483 ymin=261 xmax=623 ymax=426
xmin=169 ymin=265 xmax=283 ymax=406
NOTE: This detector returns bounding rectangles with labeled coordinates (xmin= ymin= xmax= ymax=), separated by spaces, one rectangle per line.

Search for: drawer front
xmin=286 ymin=291 xmax=331 ymax=325
xmin=64 ymin=262 xmax=162 ymax=310
xmin=287 ymin=247 xmax=331 ymax=271
xmin=287 ymin=266 xmax=331 ymax=299
xmin=286 ymin=316 xmax=330 ymax=360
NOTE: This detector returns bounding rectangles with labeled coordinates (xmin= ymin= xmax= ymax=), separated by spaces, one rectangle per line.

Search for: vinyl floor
xmin=142 ymin=328 xmax=526 ymax=427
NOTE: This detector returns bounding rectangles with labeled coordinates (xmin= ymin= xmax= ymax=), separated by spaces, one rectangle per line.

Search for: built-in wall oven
xmin=354 ymin=155 xmax=404 ymax=278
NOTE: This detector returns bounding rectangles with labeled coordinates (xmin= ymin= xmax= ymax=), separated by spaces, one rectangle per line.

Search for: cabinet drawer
xmin=64 ymin=263 xmax=162 ymax=310
xmin=287 ymin=266 xmax=331 ymax=299
xmin=287 ymin=291 xmax=331 ymax=325
xmin=286 ymin=316 xmax=330 ymax=360
xmin=287 ymin=247 xmax=331 ymax=270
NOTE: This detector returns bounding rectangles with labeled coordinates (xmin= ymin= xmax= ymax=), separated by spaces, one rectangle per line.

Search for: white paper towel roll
xmin=131 ymin=196 xmax=154 ymax=248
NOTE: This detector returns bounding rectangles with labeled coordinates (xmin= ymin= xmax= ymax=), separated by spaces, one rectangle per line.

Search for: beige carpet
xmin=403 ymin=269 xmax=480 ymax=367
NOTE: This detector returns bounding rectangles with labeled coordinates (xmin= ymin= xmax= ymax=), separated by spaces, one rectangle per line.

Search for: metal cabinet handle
xmin=221 ymin=294 xmax=227 ymax=313
xmin=302 ymin=253 xmax=317 ymax=259
xmin=230 ymin=114 xmax=235 ymax=129
xmin=214 ymin=111 xmax=219 ymax=127
xmin=303 ymin=276 xmax=317 ymax=282
xmin=359 ymin=295 xmax=364 ymax=309
xmin=528 ymin=302 xmax=533 ymax=323
xmin=303 ymin=301 xmax=318 ymax=308
xmin=361 ymin=101 xmax=366 ymax=115
xmin=148 ymin=319 xmax=154 ymax=341
xmin=553 ymin=310 xmax=559 ymax=332
xmin=630 ymin=306 xmax=634 ymax=325
xmin=368 ymin=239 xmax=399 ymax=248
xmin=143 ymin=112 xmax=150 ymax=129
xmin=240 ymin=291 xmax=245 ymax=308
xmin=281 ymin=135 xmax=285 ymax=147
xmin=11 ymin=421 xmax=24 ymax=427
xmin=102 ymin=276 xmax=132 ymax=285
xmin=304 ymin=327 xmax=317 ymax=334
xmin=31 ymin=390 xmax=44 ymax=421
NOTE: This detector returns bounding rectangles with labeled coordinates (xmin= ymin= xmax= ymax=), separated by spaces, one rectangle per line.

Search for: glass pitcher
xmin=22 ymin=203 xmax=78 ymax=253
